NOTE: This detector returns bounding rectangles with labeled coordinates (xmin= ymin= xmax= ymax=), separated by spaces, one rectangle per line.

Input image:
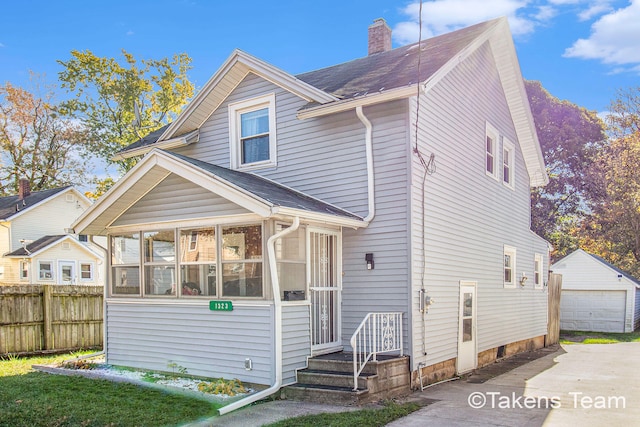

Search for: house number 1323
xmin=209 ymin=301 xmax=233 ymax=311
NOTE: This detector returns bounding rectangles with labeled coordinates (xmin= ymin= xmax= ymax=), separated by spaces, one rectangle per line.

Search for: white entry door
xmin=457 ymin=281 xmax=477 ymax=373
xmin=308 ymin=229 xmax=342 ymax=355
xmin=59 ymin=261 xmax=76 ymax=284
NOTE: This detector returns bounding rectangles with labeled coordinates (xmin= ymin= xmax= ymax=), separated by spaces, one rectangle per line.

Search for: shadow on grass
xmin=0 ymin=371 xmax=218 ymax=427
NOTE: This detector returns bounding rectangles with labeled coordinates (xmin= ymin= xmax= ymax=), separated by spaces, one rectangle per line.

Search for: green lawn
xmin=263 ymin=401 xmax=422 ymax=427
xmin=0 ymin=352 xmax=218 ymax=427
xmin=560 ymin=330 xmax=640 ymax=344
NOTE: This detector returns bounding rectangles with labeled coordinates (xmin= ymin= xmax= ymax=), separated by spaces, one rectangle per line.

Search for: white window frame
xmin=19 ymin=260 xmax=29 ymax=281
xmin=229 ymin=93 xmax=277 ymax=170
xmin=502 ymin=137 xmax=515 ymax=189
xmin=485 ymin=122 xmax=499 ymax=180
xmin=38 ymin=260 xmax=54 ymax=281
xmin=503 ymin=245 xmax=516 ymax=289
xmin=534 ymin=253 xmax=544 ymax=289
xmin=80 ymin=262 xmax=95 ymax=281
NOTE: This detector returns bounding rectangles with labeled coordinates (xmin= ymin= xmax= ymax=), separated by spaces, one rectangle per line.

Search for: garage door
xmin=560 ymin=290 xmax=627 ymax=333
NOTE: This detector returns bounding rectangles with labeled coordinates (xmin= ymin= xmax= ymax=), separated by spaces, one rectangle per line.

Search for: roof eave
xmin=297 ymin=86 xmax=417 ymax=119
xmin=112 ymin=129 xmax=199 ymax=161
xmin=275 ymin=207 xmax=365 ymax=229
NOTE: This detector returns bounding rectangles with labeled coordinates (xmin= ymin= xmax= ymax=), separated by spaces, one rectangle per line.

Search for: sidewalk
xmin=191 ymin=343 xmax=640 ymax=426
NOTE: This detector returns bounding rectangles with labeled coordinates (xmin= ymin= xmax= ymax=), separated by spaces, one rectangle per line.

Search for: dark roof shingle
xmin=5 ymin=235 xmax=66 ymax=257
xmin=0 ymin=187 xmax=70 ymax=220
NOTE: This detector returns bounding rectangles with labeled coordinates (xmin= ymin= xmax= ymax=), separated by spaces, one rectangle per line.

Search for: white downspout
xmin=218 ymin=217 xmax=300 ymax=415
xmin=89 ymin=235 xmax=109 ymax=360
xmin=356 ymin=106 xmax=375 ymax=223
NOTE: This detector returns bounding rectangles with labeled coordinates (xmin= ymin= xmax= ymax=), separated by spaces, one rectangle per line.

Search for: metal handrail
xmin=350 ymin=312 xmax=403 ymax=391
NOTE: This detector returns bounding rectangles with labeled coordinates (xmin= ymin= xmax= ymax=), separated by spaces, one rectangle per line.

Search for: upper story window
xmin=485 ymin=122 xmax=499 ymax=180
xmin=229 ymin=94 xmax=276 ymax=170
xmin=503 ymin=138 xmax=515 ymax=189
xmin=503 ymin=245 xmax=516 ymax=288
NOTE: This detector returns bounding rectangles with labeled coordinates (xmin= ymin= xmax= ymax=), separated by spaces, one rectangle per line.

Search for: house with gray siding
xmin=72 ymin=17 xmax=550 ymax=410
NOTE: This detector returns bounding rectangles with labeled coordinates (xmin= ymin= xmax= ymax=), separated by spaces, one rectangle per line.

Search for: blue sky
xmin=1 ymin=0 xmax=638 ymax=115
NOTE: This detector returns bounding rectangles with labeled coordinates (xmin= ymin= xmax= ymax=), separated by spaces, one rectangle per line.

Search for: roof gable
xmin=4 ymin=234 xmax=101 ymax=259
xmin=72 ymin=149 xmax=363 ymax=235
xmin=0 ymin=186 xmax=74 ymax=220
xmin=552 ymin=249 xmax=640 ymax=288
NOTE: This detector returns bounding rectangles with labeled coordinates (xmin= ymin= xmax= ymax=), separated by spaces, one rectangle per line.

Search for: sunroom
xmin=70 ymin=148 xmax=365 ymax=390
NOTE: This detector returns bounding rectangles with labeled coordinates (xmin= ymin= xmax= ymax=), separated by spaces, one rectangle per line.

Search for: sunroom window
xmin=275 ymin=223 xmax=306 ymax=301
xmin=221 ymin=225 xmax=263 ymax=297
xmin=143 ymin=230 xmax=176 ymax=296
xmin=179 ymin=228 xmax=216 ymax=296
xmin=111 ymin=233 xmax=141 ymax=295
xmin=229 ymin=94 xmax=276 ymax=170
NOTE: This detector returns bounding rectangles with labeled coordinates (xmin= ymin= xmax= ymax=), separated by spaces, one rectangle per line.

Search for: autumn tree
xmin=57 ymin=50 xmax=194 ymax=173
xmin=525 ymin=80 xmax=606 ymax=260
xmin=0 ymin=80 xmax=89 ymax=196
xmin=582 ymin=87 xmax=640 ymax=276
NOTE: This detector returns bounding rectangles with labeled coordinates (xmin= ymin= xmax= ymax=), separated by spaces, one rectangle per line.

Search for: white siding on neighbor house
xmin=409 ymin=42 xmax=549 ymax=369
xmin=106 ymin=301 xmax=275 ymax=385
xmin=10 ymin=190 xmax=90 ymax=251
xmin=281 ymin=304 xmax=311 ymax=384
xmin=551 ymin=250 xmax=638 ymax=333
xmin=2 ymin=242 xmax=102 ymax=285
xmin=112 ymin=174 xmax=251 ymax=227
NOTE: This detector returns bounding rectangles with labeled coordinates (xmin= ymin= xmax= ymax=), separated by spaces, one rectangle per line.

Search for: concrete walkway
xmin=191 ymin=343 xmax=640 ymax=427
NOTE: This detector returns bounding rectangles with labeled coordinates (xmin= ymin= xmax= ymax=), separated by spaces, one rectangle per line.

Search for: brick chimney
xmin=18 ymin=178 xmax=31 ymax=200
xmin=368 ymin=18 xmax=392 ymax=55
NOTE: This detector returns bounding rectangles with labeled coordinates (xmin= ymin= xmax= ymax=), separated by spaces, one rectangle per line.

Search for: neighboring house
xmin=0 ymin=180 xmax=104 ymax=285
xmin=551 ymin=249 xmax=640 ymax=333
xmin=72 ymin=16 xmax=550 ymax=405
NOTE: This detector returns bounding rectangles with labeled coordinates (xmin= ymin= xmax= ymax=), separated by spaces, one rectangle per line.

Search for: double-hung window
xmin=38 ymin=261 xmax=53 ymax=281
xmin=534 ymin=254 xmax=544 ymax=289
xmin=229 ymin=94 xmax=276 ymax=170
xmin=80 ymin=262 xmax=94 ymax=281
xmin=20 ymin=260 xmax=29 ymax=281
xmin=503 ymin=137 xmax=515 ymax=189
xmin=485 ymin=122 xmax=499 ymax=180
xmin=504 ymin=245 xmax=516 ymax=288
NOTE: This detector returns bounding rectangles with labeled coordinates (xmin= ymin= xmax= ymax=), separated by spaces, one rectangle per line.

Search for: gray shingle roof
xmin=167 ymin=151 xmax=361 ymax=220
xmin=0 ymin=187 xmax=70 ymax=220
xmin=5 ymin=235 xmax=66 ymax=257
xmin=118 ymin=19 xmax=498 ymax=153
xmin=296 ymin=19 xmax=497 ymax=102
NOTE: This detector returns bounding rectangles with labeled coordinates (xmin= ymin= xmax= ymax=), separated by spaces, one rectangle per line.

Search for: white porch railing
xmin=350 ymin=312 xmax=403 ymax=391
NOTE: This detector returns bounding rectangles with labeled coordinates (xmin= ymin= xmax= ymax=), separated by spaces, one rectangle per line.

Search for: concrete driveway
xmin=198 ymin=342 xmax=639 ymax=426
xmin=388 ymin=342 xmax=640 ymax=427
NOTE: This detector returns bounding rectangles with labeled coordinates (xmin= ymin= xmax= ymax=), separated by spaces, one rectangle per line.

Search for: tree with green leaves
xmin=0 ymin=80 xmax=89 ymax=196
xmin=525 ymin=80 xmax=607 ymax=260
xmin=57 ymin=50 xmax=194 ymax=173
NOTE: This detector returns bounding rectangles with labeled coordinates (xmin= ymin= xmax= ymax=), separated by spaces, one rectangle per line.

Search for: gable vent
xmin=62 ymin=242 xmax=71 ymax=250
xmin=65 ymin=194 xmax=75 ymax=203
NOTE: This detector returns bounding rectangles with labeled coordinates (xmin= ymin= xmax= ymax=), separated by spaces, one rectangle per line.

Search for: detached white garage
xmin=551 ymin=249 xmax=640 ymax=333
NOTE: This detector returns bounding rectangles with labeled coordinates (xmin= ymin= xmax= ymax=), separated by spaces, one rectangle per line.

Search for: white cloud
xmin=578 ymin=0 xmax=615 ymax=20
xmin=126 ymin=30 xmax=134 ymax=36
xmin=564 ymin=1 xmax=640 ymax=65
xmin=393 ymin=0 xmax=533 ymax=45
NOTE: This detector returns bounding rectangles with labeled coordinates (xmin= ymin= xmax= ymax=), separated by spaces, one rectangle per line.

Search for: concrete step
xmin=283 ymin=383 xmax=369 ymax=405
xmin=296 ymin=369 xmax=375 ymax=390
xmin=307 ymin=357 xmax=377 ymax=375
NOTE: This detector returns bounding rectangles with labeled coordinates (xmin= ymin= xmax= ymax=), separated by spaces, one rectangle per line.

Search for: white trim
xmin=485 ymin=122 xmax=499 ymax=181
xmin=58 ymin=260 xmax=77 ymax=284
xmin=503 ymin=245 xmax=517 ymax=289
xmin=457 ymin=281 xmax=478 ymax=374
xmin=502 ymin=137 xmax=515 ymax=190
xmin=228 ymin=93 xmax=277 ymax=170
xmin=19 ymin=259 xmax=29 ymax=281
xmin=80 ymin=261 xmax=95 ymax=282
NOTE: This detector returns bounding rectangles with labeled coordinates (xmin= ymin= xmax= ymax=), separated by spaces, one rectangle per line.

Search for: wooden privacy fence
xmin=546 ymin=273 xmax=562 ymax=346
xmin=0 ymin=284 xmax=103 ymax=355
